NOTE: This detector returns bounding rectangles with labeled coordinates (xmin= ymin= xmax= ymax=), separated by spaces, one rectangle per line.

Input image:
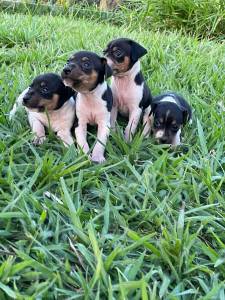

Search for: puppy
xmin=149 ymin=92 xmax=192 ymax=145
xmin=61 ymin=51 xmax=113 ymax=163
xmin=9 ymin=73 xmax=76 ymax=146
xmin=103 ymin=38 xmax=152 ymax=141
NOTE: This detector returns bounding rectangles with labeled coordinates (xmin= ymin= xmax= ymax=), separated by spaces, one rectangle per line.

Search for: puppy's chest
xmin=113 ymin=77 xmax=143 ymax=113
xmin=28 ymin=98 xmax=75 ymax=131
xmin=76 ymin=94 xmax=108 ymax=124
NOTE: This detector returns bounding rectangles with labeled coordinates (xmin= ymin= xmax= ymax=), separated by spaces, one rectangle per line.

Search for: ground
xmin=0 ymin=11 xmax=225 ymax=300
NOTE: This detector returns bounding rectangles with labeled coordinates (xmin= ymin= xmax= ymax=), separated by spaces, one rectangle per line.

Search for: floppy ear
xmin=101 ymin=57 xmax=113 ymax=79
xmin=149 ymin=102 xmax=158 ymax=116
xmin=181 ymin=107 xmax=190 ymax=125
xmin=129 ymin=40 xmax=147 ymax=61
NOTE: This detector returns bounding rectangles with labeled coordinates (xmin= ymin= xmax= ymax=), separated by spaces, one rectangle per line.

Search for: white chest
xmin=76 ymin=92 xmax=109 ymax=125
xmin=27 ymin=97 xmax=76 ymax=132
xmin=112 ymin=76 xmax=143 ymax=115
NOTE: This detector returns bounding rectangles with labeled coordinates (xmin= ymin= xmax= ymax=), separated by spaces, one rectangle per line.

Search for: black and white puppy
xmin=103 ymin=38 xmax=152 ymax=141
xmin=150 ymin=92 xmax=192 ymax=145
xmin=9 ymin=73 xmax=76 ymax=146
xmin=61 ymin=51 xmax=113 ymax=163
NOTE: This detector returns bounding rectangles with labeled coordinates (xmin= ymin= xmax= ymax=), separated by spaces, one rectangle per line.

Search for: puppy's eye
xmin=82 ymin=61 xmax=91 ymax=69
xmin=114 ymin=49 xmax=122 ymax=58
xmin=154 ymin=120 xmax=161 ymax=128
xmin=42 ymin=86 xmax=48 ymax=93
xmin=171 ymin=124 xmax=179 ymax=132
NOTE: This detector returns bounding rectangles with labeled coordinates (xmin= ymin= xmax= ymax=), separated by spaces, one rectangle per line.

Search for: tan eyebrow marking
xmin=81 ymin=57 xmax=89 ymax=61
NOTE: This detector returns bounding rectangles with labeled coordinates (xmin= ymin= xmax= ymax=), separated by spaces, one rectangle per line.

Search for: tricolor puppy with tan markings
xmin=9 ymin=73 xmax=76 ymax=146
xmin=103 ymin=38 xmax=153 ymax=141
xmin=61 ymin=51 xmax=113 ymax=163
xmin=149 ymin=92 xmax=192 ymax=145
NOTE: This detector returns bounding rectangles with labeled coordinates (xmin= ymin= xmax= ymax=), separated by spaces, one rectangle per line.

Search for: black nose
xmin=159 ymin=137 xmax=168 ymax=144
xmin=23 ymin=95 xmax=30 ymax=104
xmin=63 ymin=65 xmax=72 ymax=75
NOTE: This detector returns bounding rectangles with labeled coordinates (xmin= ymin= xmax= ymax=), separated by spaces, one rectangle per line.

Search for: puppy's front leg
xmin=142 ymin=106 xmax=153 ymax=138
xmin=28 ymin=115 xmax=46 ymax=145
xmin=57 ymin=130 xmax=74 ymax=147
xmin=124 ymin=108 xmax=142 ymax=142
xmin=91 ymin=120 xmax=110 ymax=163
xmin=110 ymin=104 xmax=118 ymax=130
xmin=75 ymin=122 xmax=89 ymax=154
xmin=172 ymin=129 xmax=181 ymax=146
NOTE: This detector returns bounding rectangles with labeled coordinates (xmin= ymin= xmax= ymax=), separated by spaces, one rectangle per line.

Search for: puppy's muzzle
xmin=23 ymin=93 xmax=33 ymax=105
xmin=159 ymin=137 xmax=168 ymax=144
xmin=63 ymin=65 xmax=72 ymax=75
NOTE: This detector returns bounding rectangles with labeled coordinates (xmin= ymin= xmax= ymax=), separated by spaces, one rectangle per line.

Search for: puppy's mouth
xmin=155 ymin=136 xmax=172 ymax=145
xmin=158 ymin=139 xmax=169 ymax=144
xmin=111 ymin=65 xmax=127 ymax=76
xmin=23 ymin=101 xmax=35 ymax=109
xmin=63 ymin=77 xmax=93 ymax=93
xmin=63 ymin=77 xmax=81 ymax=87
xmin=23 ymin=103 xmax=45 ymax=112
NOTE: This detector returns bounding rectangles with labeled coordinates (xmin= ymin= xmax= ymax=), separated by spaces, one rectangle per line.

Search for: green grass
xmin=1 ymin=0 xmax=225 ymax=40
xmin=0 ymin=11 xmax=225 ymax=299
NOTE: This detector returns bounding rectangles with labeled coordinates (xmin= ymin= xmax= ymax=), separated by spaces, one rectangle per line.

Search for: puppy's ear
xmin=181 ymin=107 xmax=190 ymax=125
xmin=129 ymin=40 xmax=147 ymax=61
xmin=149 ymin=102 xmax=158 ymax=116
xmin=58 ymin=80 xmax=74 ymax=100
xmin=101 ymin=57 xmax=113 ymax=79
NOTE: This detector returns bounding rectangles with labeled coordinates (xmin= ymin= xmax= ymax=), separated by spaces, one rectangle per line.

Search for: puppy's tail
xmin=9 ymin=88 xmax=29 ymax=120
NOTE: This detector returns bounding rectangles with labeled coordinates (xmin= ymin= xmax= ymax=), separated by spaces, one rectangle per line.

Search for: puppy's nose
xmin=63 ymin=65 xmax=72 ymax=75
xmin=23 ymin=95 xmax=30 ymax=104
xmin=159 ymin=137 xmax=168 ymax=144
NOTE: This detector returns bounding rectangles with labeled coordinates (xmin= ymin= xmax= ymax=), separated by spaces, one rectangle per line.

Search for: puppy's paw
xmin=9 ymin=110 xmax=15 ymax=121
xmin=124 ymin=130 xmax=132 ymax=142
xmin=91 ymin=152 xmax=106 ymax=163
xmin=61 ymin=137 xmax=74 ymax=147
xmin=33 ymin=136 xmax=46 ymax=145
xmin=82 ymin=144 xmax=90 ymax=154
xmin=143 ymin=132 xmax=150 ymax=138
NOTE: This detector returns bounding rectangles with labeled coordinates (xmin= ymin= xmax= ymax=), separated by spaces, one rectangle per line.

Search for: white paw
xmin=91 ymin=152 xmax=106 ymax=163
xmin=143 ymin=132 xmax=150 ymax=138
xmin=33 ymin=136 xmax=46 ymax=145
xmin=61 ymin=138 xmax=74 ymax=147
xmin=124 ymin=130 xmax=132 ymax=142
xmin=9 ymin=110 xmax=15 ymax=121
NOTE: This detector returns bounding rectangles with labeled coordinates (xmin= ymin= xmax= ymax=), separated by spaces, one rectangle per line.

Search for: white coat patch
xmin=155 ymin=130 xmax=165 ymax=139
xmin=110 ymin=61 xmax=148 ymax=141
xmin=75 ymin=82 xmax=110 ymax=163
xmin=159 ymin=96 xmax=178 ymax=105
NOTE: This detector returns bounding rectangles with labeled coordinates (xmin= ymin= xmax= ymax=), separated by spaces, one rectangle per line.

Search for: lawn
xmin=0 ymin=10 xmax=225 ymax=300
